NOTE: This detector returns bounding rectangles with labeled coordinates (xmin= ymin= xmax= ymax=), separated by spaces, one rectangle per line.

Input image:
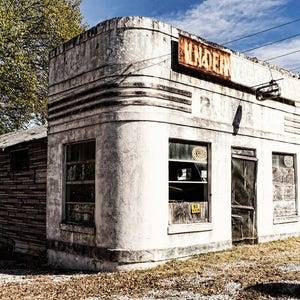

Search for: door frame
xmin=231 ymin=148 xmax=258 ymax=244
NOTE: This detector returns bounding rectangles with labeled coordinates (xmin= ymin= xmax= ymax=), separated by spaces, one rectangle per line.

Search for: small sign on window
xmin=191 ymin=203 xmax=201 ymax=214
xmin=192 ymin=146 xmax=207 ymax=162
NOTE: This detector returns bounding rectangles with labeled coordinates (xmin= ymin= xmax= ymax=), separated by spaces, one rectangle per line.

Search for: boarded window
xmin=169 ymin=141 xmax=209 ymax=224
xmin=10 ymin=149 xmax=29 ymax=171
xmin=272 ymin=153 xmax=297 ymax=222
xmin=65 ymin=140 xmax=95 ymax=226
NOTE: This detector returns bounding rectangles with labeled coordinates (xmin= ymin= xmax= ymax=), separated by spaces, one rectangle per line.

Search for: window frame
xmin=63 ymin=140 xmax=96 ymax=227
xmin=168 ymin=139 xmax=212 ymax=233
xmin=10 ymin=148 xmax=29 ymax=172
xmin=272 ymin=152 xmax=299 ymax=224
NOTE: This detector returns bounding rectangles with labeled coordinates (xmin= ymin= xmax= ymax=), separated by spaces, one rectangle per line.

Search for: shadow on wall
xmin=246 ymin=282 xmax=300 ymax=298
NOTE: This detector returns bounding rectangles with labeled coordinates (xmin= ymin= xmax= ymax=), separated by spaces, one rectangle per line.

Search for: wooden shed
xmin=0 ymin=126 xmax=47 ymax=257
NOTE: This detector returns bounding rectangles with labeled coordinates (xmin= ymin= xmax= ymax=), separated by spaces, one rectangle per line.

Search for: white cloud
xmin=160 ymin=0 xmax=299 ymax=71
xmin=250 ymin=39 xmax=300 ymax=71
xmin=162 ymin=0 xmax=287 ymax=43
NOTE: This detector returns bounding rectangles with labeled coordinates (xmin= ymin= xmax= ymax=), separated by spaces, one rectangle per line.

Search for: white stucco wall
xmin=47 ymin=17 xmax=300 ymax=271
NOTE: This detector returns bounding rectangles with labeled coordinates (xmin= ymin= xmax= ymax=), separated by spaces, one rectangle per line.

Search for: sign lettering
xmin=178 ymin=35 xmax=231 ymax=80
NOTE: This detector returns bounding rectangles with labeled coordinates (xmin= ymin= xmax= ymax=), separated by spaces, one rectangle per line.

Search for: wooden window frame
xmin=272 ymin=152 xmax=298 ymax=224
xmin=168 ymin=139 xmax=211 ymax=231
xmin=64 ymin=140 xmax=95 ymax=226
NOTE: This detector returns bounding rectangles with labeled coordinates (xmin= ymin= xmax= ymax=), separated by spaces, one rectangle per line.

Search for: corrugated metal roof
xmin=0 ymin=125 xmax=47 ymax=150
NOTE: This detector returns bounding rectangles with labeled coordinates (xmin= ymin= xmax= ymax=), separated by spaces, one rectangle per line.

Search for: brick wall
xmin=0 ymin=138 xmax=47 ymax=257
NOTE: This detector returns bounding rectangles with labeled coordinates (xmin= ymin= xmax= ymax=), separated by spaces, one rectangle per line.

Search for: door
xmin=231 ymin=150 xmax=257 ymax=244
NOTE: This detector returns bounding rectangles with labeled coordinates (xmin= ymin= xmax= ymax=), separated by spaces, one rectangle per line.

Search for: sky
xmin=80 ymin=0 xmax=300 ymax=73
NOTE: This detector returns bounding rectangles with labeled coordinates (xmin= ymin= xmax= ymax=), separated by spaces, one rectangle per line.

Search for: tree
xmin=0 ymin=0 xmax=85 ymax=134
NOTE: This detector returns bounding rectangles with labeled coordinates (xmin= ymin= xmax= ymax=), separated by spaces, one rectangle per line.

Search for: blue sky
xmin=80 ymin=0 xmax=300 ymax=73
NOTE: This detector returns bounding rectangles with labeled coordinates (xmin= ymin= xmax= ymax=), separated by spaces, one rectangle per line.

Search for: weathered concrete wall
xmin=47 ymin=17 xmax=300 ymax=270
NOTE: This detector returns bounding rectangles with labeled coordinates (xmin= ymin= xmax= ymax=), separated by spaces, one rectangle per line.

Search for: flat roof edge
xmin=49 ymin=16 xmax=174 ymax=59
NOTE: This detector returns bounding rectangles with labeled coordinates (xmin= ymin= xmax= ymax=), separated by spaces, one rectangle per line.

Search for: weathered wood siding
xmin=0 ymin=138 xmax=47 ymax=257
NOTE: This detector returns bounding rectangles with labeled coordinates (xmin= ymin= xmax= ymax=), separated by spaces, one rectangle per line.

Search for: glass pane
xmin=169 ymin=142 xmax=207 ymax=162
xmin=168 ymin=141 xmax=209 ymax=224
xmin=67 ymin=141 xmax=95 ymax=162
xmin=66 ymin=162 xmax=95 ymax=181
xmin=169 ymin=161 xmax=207 ymax=182
xmin=11 ymin=149 xmax=29 ymax=171
xmin=169 ymin=201 xmax=208 ymax=223
xmin=272 ymin=153 xmax=296 ymax=219
xmin=66 ymin=184 xmax=95 ymax=203
xmin=66 ymin=203 xmax=94 ymax=225
xmin=169 ymin=182 xmax=207 ymax=202
xmin=272 ymin=154 xmax=294 ymax=169
xmin=231 ymin=158 xmax=256 ymax=207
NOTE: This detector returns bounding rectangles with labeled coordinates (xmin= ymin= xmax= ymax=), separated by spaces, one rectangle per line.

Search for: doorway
xmin=231 ymin=148 xmax=257 ymax=244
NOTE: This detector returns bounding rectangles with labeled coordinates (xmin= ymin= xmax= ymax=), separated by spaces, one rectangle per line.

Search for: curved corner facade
xmin=47 ymin=16 xmax=300 ymax=271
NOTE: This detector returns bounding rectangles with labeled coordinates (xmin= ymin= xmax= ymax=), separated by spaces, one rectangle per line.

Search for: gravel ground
xmin=0 ymin=268 xmax=87 ymax=285
xmin=0 ymin=237 xmax=299 ymax=299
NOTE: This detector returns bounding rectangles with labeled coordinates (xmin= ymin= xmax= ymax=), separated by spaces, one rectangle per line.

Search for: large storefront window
xmin=65 ymin=141 xmax=95 ymax=226
xmin=169 ymin=141 xmax=209 ymax=224
xmin=272 ymin=153 xmax=298 ymax=222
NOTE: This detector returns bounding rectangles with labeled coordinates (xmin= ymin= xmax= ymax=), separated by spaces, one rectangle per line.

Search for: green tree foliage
xmin=0 ymin=0 xmax=85 ymax=134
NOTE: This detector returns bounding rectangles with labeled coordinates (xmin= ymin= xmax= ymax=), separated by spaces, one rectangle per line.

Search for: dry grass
xmin=0 ymin=237 xmax=299 ymax=299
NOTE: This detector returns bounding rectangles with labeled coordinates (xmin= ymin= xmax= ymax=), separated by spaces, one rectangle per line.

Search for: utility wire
xmin=265 ymin=49 xmax=300 ymax=61
xmin=242 ymin=33 xmax=300 ymax=53
xmin=221 ymin=17 xmax=300 ymax=45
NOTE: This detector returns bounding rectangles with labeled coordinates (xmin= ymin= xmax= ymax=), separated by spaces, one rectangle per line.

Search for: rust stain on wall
xmin=178 ymin=35 xmax=231 ymax=80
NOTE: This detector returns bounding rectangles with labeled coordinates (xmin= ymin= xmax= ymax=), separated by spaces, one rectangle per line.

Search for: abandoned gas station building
xmin=1 ymin=17 xmax=300 ymax=270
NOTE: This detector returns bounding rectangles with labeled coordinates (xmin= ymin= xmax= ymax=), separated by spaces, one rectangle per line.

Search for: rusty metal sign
xmin=178 ymin=34 xmax=231 ymax=80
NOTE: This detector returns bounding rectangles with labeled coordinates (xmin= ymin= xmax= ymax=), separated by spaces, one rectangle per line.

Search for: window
xmin=65 ymin=140 xmax=95 ymax=226
xmin=169 ymin=141 xmax=209 ymax=224
xmin=10 ymin=149 xmax=29 ymax=171
xmin=272 ymin=153 xmax=298 ymax=222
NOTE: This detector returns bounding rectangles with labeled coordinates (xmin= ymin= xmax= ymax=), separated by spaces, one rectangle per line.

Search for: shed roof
xmin=0 ymin=125 xmax=47 ymax=150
